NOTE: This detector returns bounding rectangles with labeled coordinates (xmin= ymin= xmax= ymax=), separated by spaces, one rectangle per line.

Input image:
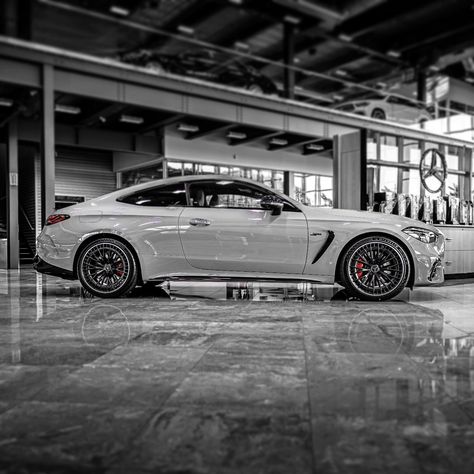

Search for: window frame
xmin=186 ymin=179 xmax=302 ymax=213
xmin=116 ymin=182 xmax=188 ymax=207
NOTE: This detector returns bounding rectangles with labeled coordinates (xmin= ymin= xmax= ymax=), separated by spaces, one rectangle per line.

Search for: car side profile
xmin=34 ymin=175 xmax=445 ymax=300
xmin=335 ymin=94 xmax=432 ymax=124
xmin=120 ymin=49 xmax=278 ymax=96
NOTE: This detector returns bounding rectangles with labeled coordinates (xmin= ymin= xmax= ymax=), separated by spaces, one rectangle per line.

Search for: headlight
xmin=403 ymin=227 xmax=438 ymax=244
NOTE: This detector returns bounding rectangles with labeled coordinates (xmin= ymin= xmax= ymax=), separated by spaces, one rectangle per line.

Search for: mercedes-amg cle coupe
xmin=34 ymin=175 xmax=445 ymax=300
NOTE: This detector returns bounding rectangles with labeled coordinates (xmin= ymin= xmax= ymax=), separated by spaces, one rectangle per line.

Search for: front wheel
xmin=339 ymin=236 xmax=410 ymax=301
xmin=77 ymin=238 xmax=138 ymax=298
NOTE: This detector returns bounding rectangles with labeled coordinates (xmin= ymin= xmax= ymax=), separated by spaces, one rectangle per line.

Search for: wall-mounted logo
xmin=419 ymin=148 xmax=447 ymax=193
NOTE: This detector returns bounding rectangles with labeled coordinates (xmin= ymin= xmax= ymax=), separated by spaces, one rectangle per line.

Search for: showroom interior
xmin=1 ymin=0 xmax=474 ymax=472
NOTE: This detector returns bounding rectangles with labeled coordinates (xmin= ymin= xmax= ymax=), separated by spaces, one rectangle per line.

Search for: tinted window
xmin=189 ymin=180 xmax=299 ymax=212
xmin=118 ymin=183 xmax=187 ymax=207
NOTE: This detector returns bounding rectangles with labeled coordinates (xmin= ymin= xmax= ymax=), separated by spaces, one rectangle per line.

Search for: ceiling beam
xmin=137 ymin=113 xmax=185 ymax=134
xmin=77 ymin=103 xmax=126 ymax=127
xmin=185 ymin=122 xmax=234 ymax=140
xmin=229 ymin=130 xmax=283 ymax=146
xmin=267 ymin=136 xmax=325 ymax=151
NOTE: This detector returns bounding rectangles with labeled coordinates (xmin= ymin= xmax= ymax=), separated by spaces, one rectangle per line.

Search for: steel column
xmin=7 ymin=118 xmax=19 ymax=269
xmin=283 ymin=22 xmax=296 ymax=100
xmin=41 ymin=64 xmax=55 ymax=223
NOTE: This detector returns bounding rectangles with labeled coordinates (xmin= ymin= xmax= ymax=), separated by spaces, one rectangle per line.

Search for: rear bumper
xmin=33 ymin=255 xmax=76 ymax=280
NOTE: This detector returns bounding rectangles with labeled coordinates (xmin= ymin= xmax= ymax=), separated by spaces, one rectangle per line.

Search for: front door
xmin=178 ymin=179 xmax=308 ymax=274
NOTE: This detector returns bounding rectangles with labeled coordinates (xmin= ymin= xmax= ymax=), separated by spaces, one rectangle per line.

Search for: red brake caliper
xmin=356 ymin=260 xmax=364 ymax=279
xmin=115 ymin=262 xmax=124 ymax=277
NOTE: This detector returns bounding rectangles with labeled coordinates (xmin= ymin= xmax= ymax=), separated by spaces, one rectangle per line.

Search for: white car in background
xmin=34 ymin=175 xmax=445 ymax=301
xmin=335 ymin=93 xmax=432 ymax=124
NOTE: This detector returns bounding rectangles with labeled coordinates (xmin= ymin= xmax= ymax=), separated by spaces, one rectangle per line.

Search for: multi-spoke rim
xmin=81 ymin=242 xmax=131 ymax=293
xmin=346 ymin=239 xmax=408 ymax=297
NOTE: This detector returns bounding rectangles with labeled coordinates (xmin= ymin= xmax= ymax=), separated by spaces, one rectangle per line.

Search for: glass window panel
xmin=319 ymin=176 xmax=333 ymax=207
xmin=118 ymin=182 xmax=187 ymax=206
xmin=379 ymin=166 xmax=398 ymax=193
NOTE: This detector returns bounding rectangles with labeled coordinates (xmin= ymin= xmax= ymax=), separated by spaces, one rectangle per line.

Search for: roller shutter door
xmin=55 ymin=147 xmax=116 ymax=200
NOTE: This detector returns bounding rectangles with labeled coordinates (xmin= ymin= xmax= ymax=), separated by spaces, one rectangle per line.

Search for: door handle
xmin=189 ymin=218 xmax=211 ymax=227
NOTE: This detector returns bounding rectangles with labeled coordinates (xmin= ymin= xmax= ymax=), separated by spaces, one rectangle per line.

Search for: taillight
xmin=46 ymin=214 xmax=70 ymax=226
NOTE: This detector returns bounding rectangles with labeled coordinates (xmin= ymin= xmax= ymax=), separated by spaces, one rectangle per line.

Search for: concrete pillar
xmin=41 ymin=64 xmax=55 ymax=223
xmin=7 ymin=118 xmax=19 ymax=269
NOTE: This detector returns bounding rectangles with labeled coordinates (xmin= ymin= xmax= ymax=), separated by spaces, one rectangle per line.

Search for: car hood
xmin=302 ymin=207 xmax=439 ymax=232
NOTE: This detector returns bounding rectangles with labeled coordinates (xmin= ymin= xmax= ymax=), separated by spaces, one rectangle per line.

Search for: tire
xmin=77 ymin=237 xmax=138 ymax=298
xmin=339 ymin=236 xmax=410 ymax=301
xmin=371 ymin=108 xmax=386 ymax=120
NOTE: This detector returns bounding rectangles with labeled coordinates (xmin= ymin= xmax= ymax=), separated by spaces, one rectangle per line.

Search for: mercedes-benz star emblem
xmin=419 ymin=148 xmax=447 ymax=193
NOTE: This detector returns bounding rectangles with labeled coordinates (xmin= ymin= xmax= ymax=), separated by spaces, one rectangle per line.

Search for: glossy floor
xmin=0 ymin=269 xmax=473 ymax=473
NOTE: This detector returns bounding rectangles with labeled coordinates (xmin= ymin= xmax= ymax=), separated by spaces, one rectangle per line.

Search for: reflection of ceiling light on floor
xmin=269 ymin=138 xmax=288 ymax=146
xmin=177 ymin=123 xmax=199 ymax=133
xmin=227 ymin=131 xmax=247 ymax=140
xmin=55 ymin=104 xmax=81 ymax=114
xmin=306 ymin=143 xmax=324 ymax=151
xmin=177 ymin=25 xmax=194 ymax=35
xmin=0 ymin=98 xmax=13 ymax=107
xmin=119 ymin=114 xmax=144 ymax=124
xmin=109 ymin=5 xmax=130 ymax=16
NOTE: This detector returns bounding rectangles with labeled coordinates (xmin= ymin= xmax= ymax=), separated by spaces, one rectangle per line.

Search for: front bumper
xmin=33 ymin=255 xmax=76 ymax=280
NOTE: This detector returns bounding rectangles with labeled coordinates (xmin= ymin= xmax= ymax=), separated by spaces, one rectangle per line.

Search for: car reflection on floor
xmin=0 ymin=268 xmax=473 ymax=473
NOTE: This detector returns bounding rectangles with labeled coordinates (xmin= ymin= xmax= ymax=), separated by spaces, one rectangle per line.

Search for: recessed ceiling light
xmin=306 ymin=143 xmax=324 ymax=151
xmin=465 ymin=76 xmax=474 ymax=83
xmin=177 ymin=123 xmax=199 ymax=133
xmin=376 ymin=82 xmax=387 ymax=88
xmin=332 ymin=94 xmax=344 ymax=101
xmin=269 ymin=138 xmax=288 ymax=146
xmin=334 ymin=69 xmax=349 ymax=77
xmin=227 ymin=131 xmax=247 ymax=140
xmin=0 ymin=98 xmax=13 ymax=107
xmin=284 ymin=15 xmax=301 ymax=25
xmin=337 ymin=33 xmax=353 ymax=42
xmin=109 ymin=5 xmax=130 ymax=16
xmin=429 ymin=65 xmax=440 ymax=72
xmin=228 ymin=0 xmax=243 ymax=4
xmin=234 ymin=41 xmax=249 ymax=51
xmin=55 ymin=104 xmax=81 ymax=114
xmin=177 ymin=25 xmax=195 ymax=35
xmin=387 ymin=50 xmax=401 ymax=58
xmin=119 ymin=114 xmax=144 ymax=124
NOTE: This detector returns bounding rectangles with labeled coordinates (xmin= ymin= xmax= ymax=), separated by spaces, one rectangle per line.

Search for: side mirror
xmin=260 ymin=195 xmax=284 ymax=216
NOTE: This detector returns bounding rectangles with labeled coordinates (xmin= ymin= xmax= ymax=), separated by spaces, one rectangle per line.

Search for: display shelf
xmin=435 ymin=225 xmax=474 ymax=276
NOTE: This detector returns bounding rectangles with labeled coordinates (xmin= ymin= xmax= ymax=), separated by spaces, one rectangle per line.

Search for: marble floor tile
xmin=0 ymin=268 xmax=474 ymax=473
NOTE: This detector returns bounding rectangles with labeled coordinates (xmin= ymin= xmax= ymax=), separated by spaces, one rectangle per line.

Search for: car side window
xmin=117 ymin=183 xmax=187 ymax=207
xmin=188 ymin=180 xmax=299 ymax=212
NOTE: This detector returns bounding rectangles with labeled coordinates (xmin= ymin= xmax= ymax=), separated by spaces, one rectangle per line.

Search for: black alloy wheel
xmin=340 ymin=236 xmax=410 ymax=301
xmin=77 ymin=237 xmax=138 ymax=298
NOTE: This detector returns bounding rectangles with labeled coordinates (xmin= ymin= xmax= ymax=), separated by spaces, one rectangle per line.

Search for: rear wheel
xmin=339 ymin=236 xmax=410 ymax=301
xmin=77 ymin=238 xmax=138 ymax=298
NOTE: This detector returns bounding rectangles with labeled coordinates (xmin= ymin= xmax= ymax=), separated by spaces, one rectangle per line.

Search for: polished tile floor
xmin=0 ymin=268 xmax=473 ymax=473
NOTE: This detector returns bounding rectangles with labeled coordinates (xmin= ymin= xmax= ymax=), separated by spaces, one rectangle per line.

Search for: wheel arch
xmin=334 ymin=231 xmax=415 ymax=289
xmin=73 ymin=232 xmax=144 ymax=285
